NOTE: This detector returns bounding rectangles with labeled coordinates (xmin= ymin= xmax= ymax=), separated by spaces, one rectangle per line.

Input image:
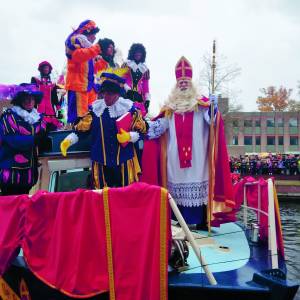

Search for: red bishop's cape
xmin=141 ymin=98 xmax=236 ymax=226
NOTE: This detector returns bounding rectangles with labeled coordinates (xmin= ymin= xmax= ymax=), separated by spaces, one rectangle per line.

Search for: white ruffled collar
xmin=91 ymin=97 xmax=133 ymax=118
xmin=126 ymin=60 xmax=148 ymax=74
xmin=11 ymin=106 xmax=41 ymax=125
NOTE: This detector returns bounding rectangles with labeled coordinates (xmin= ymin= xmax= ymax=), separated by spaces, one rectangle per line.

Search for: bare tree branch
xmin=199 ymin=51 xmax=241 ymax=97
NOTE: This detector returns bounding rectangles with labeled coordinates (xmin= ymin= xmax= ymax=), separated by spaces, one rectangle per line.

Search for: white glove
xmin=129 ymin=131 xmax=140 ymax=143
xmin=209 ymin=94 xmax=218 ymax=106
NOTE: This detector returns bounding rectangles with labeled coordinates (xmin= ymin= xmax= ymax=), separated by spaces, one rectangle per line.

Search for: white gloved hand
xmin=209 ymin=94 xmax=218 ymax=106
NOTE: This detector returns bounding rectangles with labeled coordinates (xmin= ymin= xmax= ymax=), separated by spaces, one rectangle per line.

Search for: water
xmin=280 ymin=201 xmax=300 ymax=300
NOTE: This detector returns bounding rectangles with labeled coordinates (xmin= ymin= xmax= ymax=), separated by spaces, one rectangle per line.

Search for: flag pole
xmin=208 ymin=40 xmax=216 ymax=235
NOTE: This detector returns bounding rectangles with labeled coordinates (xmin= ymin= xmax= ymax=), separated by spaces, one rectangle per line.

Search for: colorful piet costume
xmin=94 ymin=38 xmax=118 ymax=72
xmin=60 ymin=72 xmax=147 ymax=189
xmin=142 ymin=57 xmax=235 ymax=227
xmin=0 ymin=85 xmax=47 ymax=195
xmin=31 ymin=61 xmax=63 ymax=130
xmin=94 ymin=38 xmax=124 ymax=94
xmin=123 ymin=43 xmax=150 ymax=113
xmin=65 ymin=20 xmax=101 ymax=123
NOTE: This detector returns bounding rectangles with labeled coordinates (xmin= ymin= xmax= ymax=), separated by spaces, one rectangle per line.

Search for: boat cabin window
xmin=49 ymin=168 xmax=91 ymax=192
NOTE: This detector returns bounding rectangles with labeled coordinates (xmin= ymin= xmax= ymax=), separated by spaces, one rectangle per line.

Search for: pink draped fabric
xmin=107 ymin=183 xmax=170 ymax=300
xmin=0 ymin=194 xmax=29 ymax=275
xmin=0 ymin=184 xmax=170 ymax=299
xmin=22 ymin=190 xmax=109 ymax=297
xmin=233 ymin=177 xmax=285 ymax=257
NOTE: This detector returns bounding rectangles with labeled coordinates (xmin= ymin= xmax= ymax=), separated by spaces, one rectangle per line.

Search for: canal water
xmin=280 ymin=200 xmax=300 ymax=300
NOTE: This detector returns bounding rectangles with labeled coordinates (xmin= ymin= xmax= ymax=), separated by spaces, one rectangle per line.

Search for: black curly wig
xmin=127 ymin=43 xmax=146 ymax=63
xmin=99 ymin=38 xmax=116 ymax=56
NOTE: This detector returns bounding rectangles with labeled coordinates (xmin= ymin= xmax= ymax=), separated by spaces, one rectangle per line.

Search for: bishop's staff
xmin=207 ymin=40 xmax=216 ymax=235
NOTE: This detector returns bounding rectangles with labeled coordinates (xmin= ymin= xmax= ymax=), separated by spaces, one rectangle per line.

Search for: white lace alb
xmin=168 ymin=181 xmax=208 ymax=207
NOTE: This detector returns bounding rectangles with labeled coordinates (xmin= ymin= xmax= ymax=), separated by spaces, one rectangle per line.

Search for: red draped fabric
xmin=211 ymin=113 xmax=236 ymax=226
xmin=0 ymin=194 xmax=29 ymax=275
xmin=22 ymin=190 xmax=109 ymax=297
xmin=140 ymin=139 xmax=161 ymax=185
xmin=5 ymin=183 xmax=169 ymax=299
xmin=106 ymin=183 xmax=170 ymax=300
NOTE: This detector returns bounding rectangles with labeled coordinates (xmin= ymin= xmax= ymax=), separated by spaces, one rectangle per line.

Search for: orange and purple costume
xmin=65 ymin=20 xmax=101 ymax=123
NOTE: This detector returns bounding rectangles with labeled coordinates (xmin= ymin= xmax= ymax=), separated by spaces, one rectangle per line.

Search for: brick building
xmin=225 ymin=110 xmax=300 ymax=154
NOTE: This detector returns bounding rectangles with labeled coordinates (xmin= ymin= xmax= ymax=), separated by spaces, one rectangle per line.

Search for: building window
xmin=255 ymin=120 xmax=261 ymax=127
xmin=255 ymin=136 xmax=261 ymax=145
xmin=232 ymin=120 xmax=238 ymax=127
xmin=266 ymin=118 xmax=275 ymax=127
xmin=244 ymin=136 xmax=253 ymax=145
xmin=289 ymin=118 xmax=298 ymax=127
xmin=278 ymin=136 xmax=284 ymax=145
xmin=290 ymin=136 xmax=299 ymax=145
xmin=267 ymin=136 xmax=275 ymax=145
xmin=244 ymin=120 xmax=252 ymax=127
xmin=277 ymin=118 xmax=284 ymax=127
xmin=232 ymin=136 xmax=238 ymax=145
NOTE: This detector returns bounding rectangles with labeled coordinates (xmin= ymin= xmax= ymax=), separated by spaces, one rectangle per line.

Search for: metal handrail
xmin=242 ymin=178 xmax=278 ymax=269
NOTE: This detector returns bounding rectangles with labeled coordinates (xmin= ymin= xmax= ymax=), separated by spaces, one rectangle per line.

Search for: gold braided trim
xmin=93 ymin=162 xmax=100 ymax=189
xmin=127 ymin=160 xmax=134 ymax=184
xmin=117 ymin=145 xmax=120 ymax=165
xmin=160 ymin=188 xmax=168 ymax=300
xmin=103 ymin=187 xmax=116 ymax=300
xmin=101 ymin=165 xmax=107 ymax=187
xmin=0 ymin=277 xmax=20 ymax=300
xmin=2 ymin=117 xmax=9 ymax=133
xmin=121 ymin=163 xmax=125 ymax=186
xmin=160 ymin=133 xmax=168 ymax=188
xmin=99 ymin=116 xmax=106 ymax=165
xmin=10 ymin=114 xmax=17 ymax=133
xmin=132 ymin=148 xmax=141 ymax=180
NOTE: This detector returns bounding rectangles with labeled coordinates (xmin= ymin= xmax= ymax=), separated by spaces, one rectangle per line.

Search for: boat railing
xmin=241 ymin=178 xmax=278 ymax=269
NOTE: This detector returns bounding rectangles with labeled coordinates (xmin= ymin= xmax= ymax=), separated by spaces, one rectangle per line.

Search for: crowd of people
xmin=0 ymin=19 xmax=243 ymax=229
xmin=230 ymin=154 xmax=300 ymax=176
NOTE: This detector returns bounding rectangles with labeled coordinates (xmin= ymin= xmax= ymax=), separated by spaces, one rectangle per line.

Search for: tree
xmin=256 ymin=86 xmax=292 ymax=112
xmin=199 ymin=51 xmax=241 ymax=98
xmin=287 ymin=99 xmax=300 ymax=112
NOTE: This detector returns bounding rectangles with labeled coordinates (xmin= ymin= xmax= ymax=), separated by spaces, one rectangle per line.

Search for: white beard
xmin=163 ymin=83 xmax=199 ymax=113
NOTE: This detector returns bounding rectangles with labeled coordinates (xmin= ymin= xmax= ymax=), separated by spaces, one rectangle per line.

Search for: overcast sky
xmin=0 ymin=0 xmax=299 ymax=114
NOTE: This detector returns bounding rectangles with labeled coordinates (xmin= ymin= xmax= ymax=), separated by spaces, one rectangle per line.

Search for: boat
xmin=0 ymin=130 xmax=299 ymax=300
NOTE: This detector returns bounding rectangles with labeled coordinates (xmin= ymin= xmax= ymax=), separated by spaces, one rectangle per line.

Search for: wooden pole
xmin=169 ymin=194 xmax=217 ymax=285
xmin=208 ymin=40 xmax=216 ymax=235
